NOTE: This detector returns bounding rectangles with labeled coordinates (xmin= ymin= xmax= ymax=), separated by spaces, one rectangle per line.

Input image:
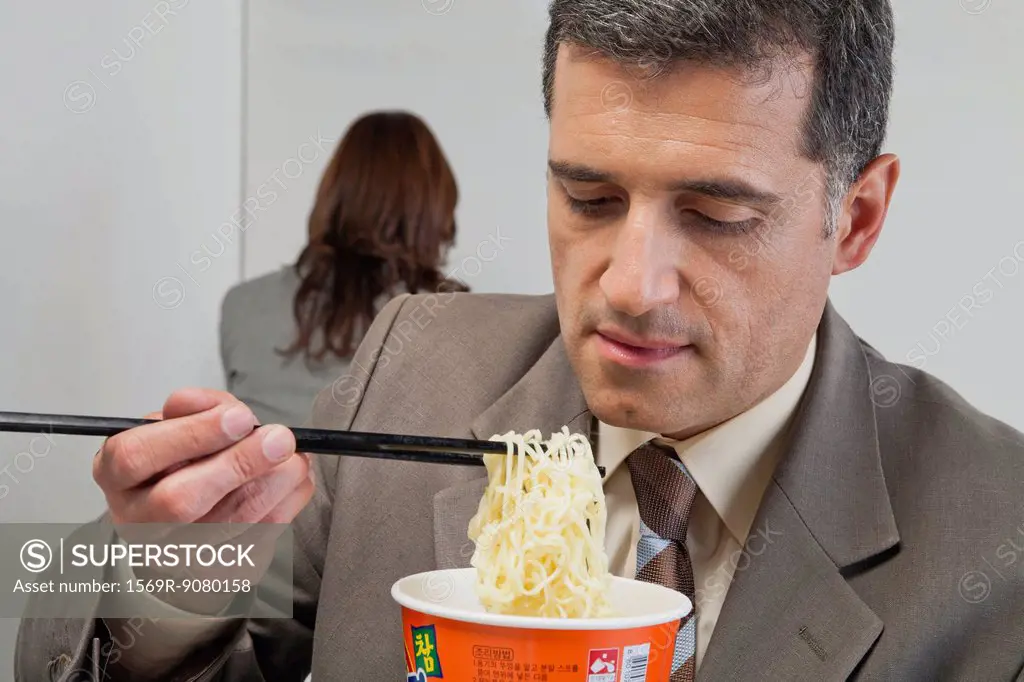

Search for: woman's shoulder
xmin=223 ymin=266 xmax=300 ymax=312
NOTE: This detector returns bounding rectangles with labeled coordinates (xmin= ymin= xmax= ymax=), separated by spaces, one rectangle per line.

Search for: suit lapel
xmin=699 ymin=302 xmax=899 ymax=680
xmin=697 ymin=481 xmax=884 ymax=680
xmin=432 ymin=335 xmax=592 ymax=570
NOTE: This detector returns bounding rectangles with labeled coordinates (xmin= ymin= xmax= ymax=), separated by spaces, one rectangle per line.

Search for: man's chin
xmin=583 ymin=385 xmax=684 ymax=434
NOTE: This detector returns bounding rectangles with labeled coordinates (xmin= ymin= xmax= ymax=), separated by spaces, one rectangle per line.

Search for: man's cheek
xmin=550 ymin=245 xmax=591 ymax=304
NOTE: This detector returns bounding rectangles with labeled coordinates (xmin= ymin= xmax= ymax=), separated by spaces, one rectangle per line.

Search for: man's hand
xmin=93 ymin=387 xmax=315 ymax=613
xmin=94 ymin=388 xmax=313 ymax=526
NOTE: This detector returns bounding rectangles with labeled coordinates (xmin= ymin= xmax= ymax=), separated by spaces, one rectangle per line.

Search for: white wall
xmin=0 ymin=0 xmax=241 ymax=672
xmin=245 ymin=0 xmax=1023 ymax=432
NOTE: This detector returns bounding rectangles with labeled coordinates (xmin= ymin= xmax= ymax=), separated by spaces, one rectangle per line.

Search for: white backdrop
xmin=0 ymin=0 xmax=242 ymax=673
xmin=243 ymin=0 xmax=1024 ymax=432
xmin=0 ymin=0 xmax=242 ymax=520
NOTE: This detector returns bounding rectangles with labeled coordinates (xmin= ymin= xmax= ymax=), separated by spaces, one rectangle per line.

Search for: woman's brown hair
xmin=280 ymin=111 xmax=466 ymax=363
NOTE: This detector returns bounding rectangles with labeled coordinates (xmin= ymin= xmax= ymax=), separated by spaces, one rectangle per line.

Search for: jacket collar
xmin=771 ymin=300 xmax=899 ymax=567
xmin=469 ymin=333 xmax=593 ymax=445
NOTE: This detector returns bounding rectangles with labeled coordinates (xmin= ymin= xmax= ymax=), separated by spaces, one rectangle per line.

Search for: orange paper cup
xmin=393 ymin=568 xmax=692 ymax=682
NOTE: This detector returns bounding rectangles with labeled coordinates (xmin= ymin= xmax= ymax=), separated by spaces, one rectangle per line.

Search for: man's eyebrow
xmin=670 ymin=179 xmax=782 ymax=206
xmin=548 ymin=159 xmax=782 ymax=207
xmin=548 ymin=160 xmax=613 ymax=183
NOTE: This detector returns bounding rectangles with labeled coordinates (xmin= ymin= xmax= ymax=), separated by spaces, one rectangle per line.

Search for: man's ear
xmin=832 ymin=153 xmax=900 ymax=275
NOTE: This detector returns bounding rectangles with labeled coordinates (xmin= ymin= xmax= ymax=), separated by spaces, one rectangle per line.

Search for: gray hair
xmin=542 ymin=0 xmax=896 ymax=235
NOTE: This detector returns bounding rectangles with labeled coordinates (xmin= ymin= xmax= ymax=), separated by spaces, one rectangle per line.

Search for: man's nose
xmin=599 ymin=208 xmax=681 ymax=317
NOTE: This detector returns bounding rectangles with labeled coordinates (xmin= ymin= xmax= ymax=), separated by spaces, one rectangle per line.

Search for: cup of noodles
xmin=392 ymin=568 xmax=692 ymax=682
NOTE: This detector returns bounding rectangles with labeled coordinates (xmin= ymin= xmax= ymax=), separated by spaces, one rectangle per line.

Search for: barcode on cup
xmin=621 ymin=643 xmax=651 ymax=681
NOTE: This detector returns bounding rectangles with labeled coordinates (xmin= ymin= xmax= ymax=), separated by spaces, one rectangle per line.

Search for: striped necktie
xmin=626 ymin=442 xmax=698 ymax=682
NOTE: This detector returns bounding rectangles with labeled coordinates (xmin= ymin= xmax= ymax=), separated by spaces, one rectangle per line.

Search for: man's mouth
xmin=593 ymin=327 xmax=692 ymax=368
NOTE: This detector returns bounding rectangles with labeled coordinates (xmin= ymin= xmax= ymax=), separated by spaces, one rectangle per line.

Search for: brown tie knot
xmin=626 ymin=441 xmax=698 ymax=545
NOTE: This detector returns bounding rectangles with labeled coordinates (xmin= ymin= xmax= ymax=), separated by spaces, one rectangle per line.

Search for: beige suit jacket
xmin=16 ymin=292 xmax=1024 ymax=681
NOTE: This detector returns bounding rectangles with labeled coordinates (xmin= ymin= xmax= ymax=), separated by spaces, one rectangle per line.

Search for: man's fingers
xmin=259 ymin=475 xmax=316 ymax=525
xmin=122 ymin=424 xmax=297 ymax=523
xmin=162 ymin=388 xmax=241 ymax=420
xmin=92 ymin=410 xmax=165 ymax=495
xmin=97 ymin=401 xmax=258 ymax=491
xmin=197 ymin=453 xmax=311 ymax=524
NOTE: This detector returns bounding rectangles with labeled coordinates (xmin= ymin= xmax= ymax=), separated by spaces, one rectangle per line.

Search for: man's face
xmin=548 ymin=46 xmax=836 ymax=438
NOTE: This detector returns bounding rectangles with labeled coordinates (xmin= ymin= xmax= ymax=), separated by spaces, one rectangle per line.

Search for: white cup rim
xmin=391 ymin=568 xmax=692 ymax=631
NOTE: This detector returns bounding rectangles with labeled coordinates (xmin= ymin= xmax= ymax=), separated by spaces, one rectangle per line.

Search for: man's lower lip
xmin=594 ymin=334 xmax=688 ymax=367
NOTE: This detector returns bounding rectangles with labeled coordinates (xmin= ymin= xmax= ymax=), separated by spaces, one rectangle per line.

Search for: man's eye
xmin=567 ymin=196 xmax=615 ymax=216
xmin=687 ymin=211 xmax=757 ymax=234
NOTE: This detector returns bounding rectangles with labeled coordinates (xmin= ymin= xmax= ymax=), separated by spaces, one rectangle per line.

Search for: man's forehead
xmin=548 ymin=43 xmax=812 ymax=175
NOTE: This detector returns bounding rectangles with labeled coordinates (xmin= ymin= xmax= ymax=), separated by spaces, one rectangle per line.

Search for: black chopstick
xmin=0 ymin=411 xmax=606 ymax=476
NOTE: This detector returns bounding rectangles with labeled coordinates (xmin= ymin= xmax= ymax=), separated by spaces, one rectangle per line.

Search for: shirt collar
xmin=597 ymin=332 xmax=818 ymax=544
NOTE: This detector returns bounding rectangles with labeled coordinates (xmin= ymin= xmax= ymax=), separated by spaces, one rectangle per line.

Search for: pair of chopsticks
xmin=0 ymin=411 xmax=606 ymax=476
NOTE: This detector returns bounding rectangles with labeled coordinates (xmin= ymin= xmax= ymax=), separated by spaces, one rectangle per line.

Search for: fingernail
xmin=261 ymin=426 xmax=294 ymax=462
xmin=222 ymin=404 xmax=256 ymax=440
